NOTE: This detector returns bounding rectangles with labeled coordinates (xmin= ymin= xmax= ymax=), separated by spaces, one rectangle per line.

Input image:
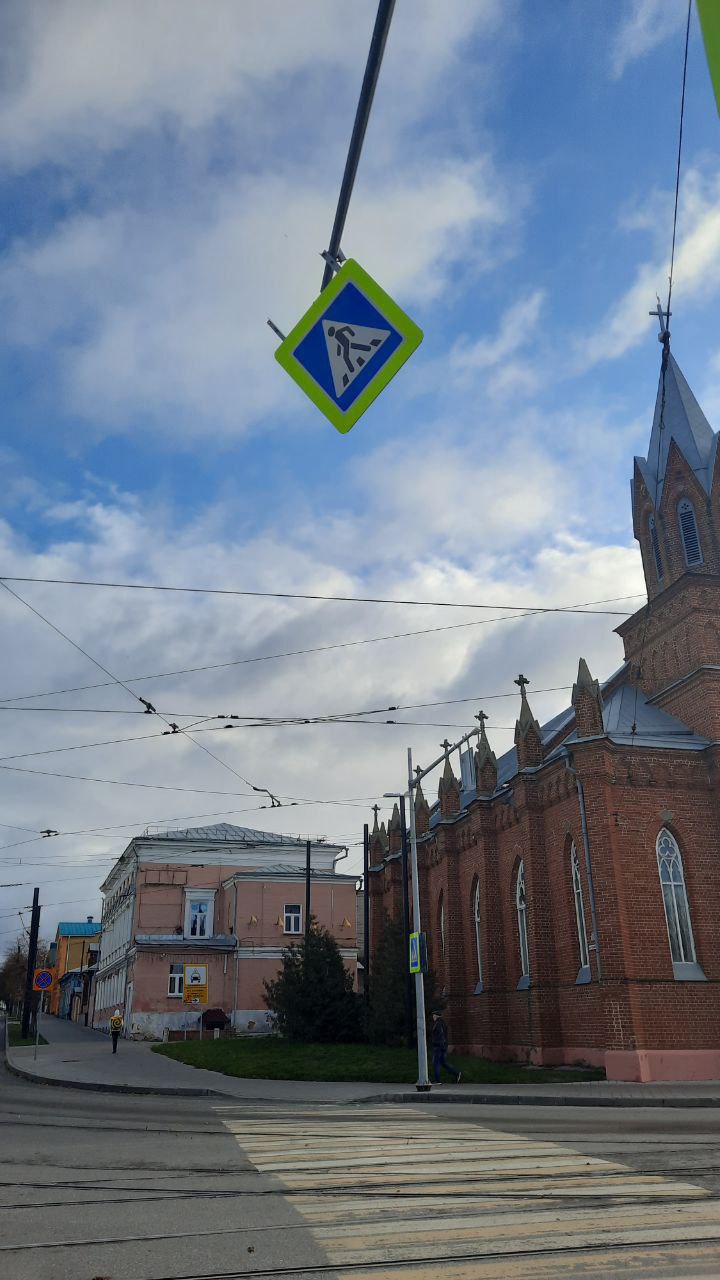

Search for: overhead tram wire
xmin=0 ymin=580 xmax=281 ymax=808
xmin=0 ymin=573 xmax=643 ymax=613
xmin=0 ymin=593 xmax=643 ymax=708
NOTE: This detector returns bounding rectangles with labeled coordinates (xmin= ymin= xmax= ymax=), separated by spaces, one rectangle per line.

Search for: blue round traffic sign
xmin=34 ymin=969 xmax=53 ymax=989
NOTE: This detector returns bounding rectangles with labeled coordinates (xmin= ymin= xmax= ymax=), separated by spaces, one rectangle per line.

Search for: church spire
xmin=635 ymin=351 xmax=716 ymax=505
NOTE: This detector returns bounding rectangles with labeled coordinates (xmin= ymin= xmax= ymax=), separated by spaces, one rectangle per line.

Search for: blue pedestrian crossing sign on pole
xmin=409 ymin=931 xmax=421 ymax=974
xmin=274 ymin=260 xmax=423 ymax=434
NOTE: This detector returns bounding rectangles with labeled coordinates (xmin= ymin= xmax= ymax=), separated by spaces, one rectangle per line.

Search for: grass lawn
xmin=7 ymin=1020 xmax=47 ymax=1048
xmin=153 ymin=1037 xmax=605 ymax=1084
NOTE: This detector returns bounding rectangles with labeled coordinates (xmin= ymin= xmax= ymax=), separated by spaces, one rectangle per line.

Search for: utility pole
xmin=398 ymin=796 xmax=414 ymax=1049
xmin=21 ymin=888 xmax=40 ymax=1040
xmin=362 ymin=823 xmax=370 ymax=1007
xmin=406 ymin=750 xmax=430 ymax=1090
xmin=305 ymin=838 xmax=311 ymax=942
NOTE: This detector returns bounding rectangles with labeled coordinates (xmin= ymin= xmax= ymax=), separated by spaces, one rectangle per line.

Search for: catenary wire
xmin=0 ymin=574 xmax=643 ymax=613
xmin=0 ymin=594 xmax=643 ymax=706
xmin=0 ymin=581 xmax=282 ymax=807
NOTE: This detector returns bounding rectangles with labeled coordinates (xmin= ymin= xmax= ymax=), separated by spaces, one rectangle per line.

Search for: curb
xmin=4 ymin=1053 xmax=224 ymax=1098
xmin=377 ymin=1089 xmax=720 ymax=1109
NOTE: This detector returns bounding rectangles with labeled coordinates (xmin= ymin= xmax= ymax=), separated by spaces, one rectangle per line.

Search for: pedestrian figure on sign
xmin=110 ymin=1008 xmax=123 ymax=1054
xmin=431 ymin=1010 xmax=461 ymax=1085
xmin=326 ymin=324 xmax=382 ymax=387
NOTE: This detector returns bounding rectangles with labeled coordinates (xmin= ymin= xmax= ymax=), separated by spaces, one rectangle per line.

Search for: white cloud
xmin=0 ymin=154 xmax=519 ymax=440
xmin=574 ymin=168 xmax=720 ymax=369
xmin=0 ymin=0 xmax=508 ymax=167
xmin=0 ymin=402 xmax=645 ymax=948
xmin=610 ymin=0 xmax=688 ymax=79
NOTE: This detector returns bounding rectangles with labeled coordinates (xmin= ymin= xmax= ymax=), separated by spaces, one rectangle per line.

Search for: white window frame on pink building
xmin=183 ymin=888 xmax=216 ymax=940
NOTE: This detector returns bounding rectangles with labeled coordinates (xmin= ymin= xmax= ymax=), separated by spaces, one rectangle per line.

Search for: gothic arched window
xmin=516 ymin=862 xmax=529 ymax=982
xmin=472 ymin=879 xmax=482 ymax=988
xmin=439 ymin=892 xmax=445 ymax=956
xmin=657 ymin=829 xmax=696 ymax=965
xmin=571 ymin=844 xmax=590 ymax=971
xmin=648 ymin=515 xmax=663 ymax=582
xmin=678 ymin=500 xmax=703 ymax=567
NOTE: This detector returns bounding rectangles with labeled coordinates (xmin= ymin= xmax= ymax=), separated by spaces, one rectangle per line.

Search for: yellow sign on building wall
xmin=183 ymin=963 xmax=208 ymax=1004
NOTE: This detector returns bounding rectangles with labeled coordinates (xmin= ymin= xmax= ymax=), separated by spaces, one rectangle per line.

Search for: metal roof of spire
xmin=635 ymin=352 xmax=717 ymax=504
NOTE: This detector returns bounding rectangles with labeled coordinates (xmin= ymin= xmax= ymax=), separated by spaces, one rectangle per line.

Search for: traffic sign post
xmin=274 ymin=259 xmax=423 ymax=434
xmin=33 ymin=968 xmax=56 ymax=992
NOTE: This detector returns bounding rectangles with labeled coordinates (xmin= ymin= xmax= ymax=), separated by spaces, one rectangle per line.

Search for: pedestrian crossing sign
xmin=274 ymin=260 xmax=423 ymax=434
xmin=409 ymin=931 xmax=421 ymax=974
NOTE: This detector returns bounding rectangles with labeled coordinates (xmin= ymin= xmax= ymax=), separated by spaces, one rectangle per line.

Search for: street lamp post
xmin=385 ymin=754 xmax=430 ymax=1091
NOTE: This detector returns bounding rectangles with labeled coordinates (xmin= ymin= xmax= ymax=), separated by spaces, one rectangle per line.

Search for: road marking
xmin=219 ymin=1105 xmax=720 ymax=1275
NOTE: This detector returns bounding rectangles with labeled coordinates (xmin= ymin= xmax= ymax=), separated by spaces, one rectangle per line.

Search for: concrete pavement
xmin=6 ymin=1013 xmax=720 ymax=1106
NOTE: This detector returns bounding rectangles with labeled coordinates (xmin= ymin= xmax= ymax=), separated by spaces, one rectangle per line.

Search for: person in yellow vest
xmin=110 ymin=1008 xmax=123 ymax=1053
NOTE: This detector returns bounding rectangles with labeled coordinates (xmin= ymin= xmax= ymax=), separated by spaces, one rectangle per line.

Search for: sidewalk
xmin=5 ymin=1015 xmax=720 ymax=1106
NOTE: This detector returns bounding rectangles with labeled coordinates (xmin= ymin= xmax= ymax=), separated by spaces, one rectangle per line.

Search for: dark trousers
xmin=111 ymin=1030 xmax=119 ymax=1054
xmin=432 ymin=1047 xmax=459 ymax=1083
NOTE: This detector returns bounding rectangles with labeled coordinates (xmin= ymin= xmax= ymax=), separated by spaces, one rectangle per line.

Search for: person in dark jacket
xmin=430 ymin=1010 xmax=461 ymax=1085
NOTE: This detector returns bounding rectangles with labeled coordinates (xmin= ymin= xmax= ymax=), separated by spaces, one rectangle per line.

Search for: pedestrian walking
xmin=110 ymin=1008 xmax=123 ymax=1054
xmin=431 ymin=1010 xmax=461 ymax=1085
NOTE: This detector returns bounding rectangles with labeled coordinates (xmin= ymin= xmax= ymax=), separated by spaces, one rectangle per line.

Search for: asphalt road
xmin=2 ymin=1052 xmax=720 ymax=1279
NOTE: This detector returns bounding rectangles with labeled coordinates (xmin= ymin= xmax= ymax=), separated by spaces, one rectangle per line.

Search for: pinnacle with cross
xmin=514 ymin=673 xmax=530 ymax=693
xmin=440 ymin=739 xmax=452 ymax=755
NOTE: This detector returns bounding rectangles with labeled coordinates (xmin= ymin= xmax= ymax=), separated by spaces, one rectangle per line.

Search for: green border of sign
xmin=274 ymin=259 xmax=423 ymax=434
xmin=409 ymin=930 xmax=421 ymax=974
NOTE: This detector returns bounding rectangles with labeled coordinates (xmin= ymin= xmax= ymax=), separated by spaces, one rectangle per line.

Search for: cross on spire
xmin=371 ymin=803 xmax=380 ymax=822
xmin=650 ymin=294 xmax=671 ymax=339
xmin=475 ymin=709 xmax=488 ymax=726
xmin=514 ymin=674 xmax=530 ymax=694
xmin=440 ymin=738 xmax=452 ymax=755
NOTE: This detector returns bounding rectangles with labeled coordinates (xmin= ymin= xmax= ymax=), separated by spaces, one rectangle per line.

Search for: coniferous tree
xmin=367 ymin=914 xmax=438 ymax=1046
xmin=263 ymin=921 xmax=361 ymax=1043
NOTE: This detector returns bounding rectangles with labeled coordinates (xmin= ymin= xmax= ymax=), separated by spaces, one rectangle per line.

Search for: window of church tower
xmin=439 ymin=893 xmax=445 ymax=956
xmin=648 ymin=515 xmax=663 ymax=582
xmin=656 ymin=829 xmax=705 ymax=981
xmin=472 ymin=879 xmax=483 ymax=993
xmin=516 ymin=862 xmax=530 ymax=988
xmin=678 ymin=500 xmax=703 ymax=567
xmin=571 ymin=845 xmax=591 ymax=982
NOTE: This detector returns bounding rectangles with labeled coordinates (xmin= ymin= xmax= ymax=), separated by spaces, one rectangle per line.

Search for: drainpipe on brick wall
xmin=561 ymin=749 xmax=602 ymax=980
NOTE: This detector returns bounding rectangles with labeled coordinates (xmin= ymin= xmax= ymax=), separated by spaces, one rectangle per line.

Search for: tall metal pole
xmin=398 ymin=797 xmax=414 ymax=1049
xmin=407 ymin=749 xmax=430 ymax=1090
xmin=362 ymin=823 xmax=370 ymax=1007
xmin=21 ymin=888 xmax=40 ymax=1040
xmin=321 ymin=0 xmax=397 ymax=290
xmin=305 ymin=839 xmax=312 ymax=942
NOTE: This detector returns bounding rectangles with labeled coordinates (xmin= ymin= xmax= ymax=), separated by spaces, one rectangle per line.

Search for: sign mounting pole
xmin=321 ymin=0 xmax=397 ymax=291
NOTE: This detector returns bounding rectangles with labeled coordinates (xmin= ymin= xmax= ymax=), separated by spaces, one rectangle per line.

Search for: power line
xmin=0 ymin=581 xmax=282 ymax=808
xmin=0 ymin=574 xmax=642 ymax=614
xmin=0 ymin=595 xmax=643 ymax=708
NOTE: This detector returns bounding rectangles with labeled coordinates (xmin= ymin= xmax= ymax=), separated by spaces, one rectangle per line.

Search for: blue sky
xmin=1 ymin=0 xmax=719 ymax=942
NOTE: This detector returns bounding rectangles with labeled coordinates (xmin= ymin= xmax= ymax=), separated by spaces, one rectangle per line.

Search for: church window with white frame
xmin=472 ymin=879 xmax=482 ymax=988
xmin=516 ymin=862 xmax=529 ymax=981
xmin=571 ymin=844 xmax=590 ymax=970
xmin=656 ymin=829 xmax=696 ymax=965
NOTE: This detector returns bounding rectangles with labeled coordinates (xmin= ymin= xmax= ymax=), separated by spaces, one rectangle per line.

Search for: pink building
xmin=92 ymin=823 xmax=356 ymax=1039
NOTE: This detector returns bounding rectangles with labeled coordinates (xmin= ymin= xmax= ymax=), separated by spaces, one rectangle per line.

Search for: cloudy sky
xmin=1 ymin=0 xmax=719 ymax=950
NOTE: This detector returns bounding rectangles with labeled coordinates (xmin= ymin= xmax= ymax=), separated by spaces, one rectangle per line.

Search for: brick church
xmin=369 ymin=348 xmax=720 ymax=1082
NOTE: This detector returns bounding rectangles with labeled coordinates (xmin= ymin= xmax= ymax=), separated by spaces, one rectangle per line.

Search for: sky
xmin=1 ymin=0 xmax=719 ymax=951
